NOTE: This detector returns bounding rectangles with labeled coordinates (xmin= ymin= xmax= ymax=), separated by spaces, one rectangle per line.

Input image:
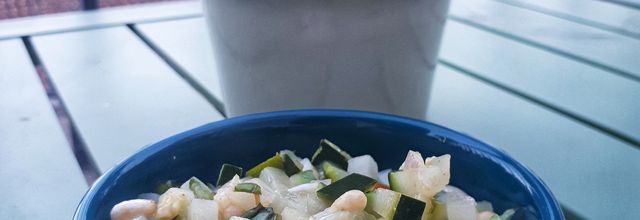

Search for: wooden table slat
xmin=31 ymin=26 xmax=224 ymax=172
xmin=429 ymin=66 xmax=640 ymax=220
xmin=441 ymin=21 xmax=640 ymax=144
xmin=449 ymin=0 xmax=640 ymax=81
xmin=0 ymin=39 xmax=87 ymax=219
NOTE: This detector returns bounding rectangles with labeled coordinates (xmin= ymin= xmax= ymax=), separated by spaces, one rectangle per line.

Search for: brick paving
xmin=0 ymin=0 xmax=179 ymax=20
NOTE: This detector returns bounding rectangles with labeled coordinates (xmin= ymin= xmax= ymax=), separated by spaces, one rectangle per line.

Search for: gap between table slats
xmin=21 ymin=36 xmax=101 ymax=184
xmin=601 ymin=0 xmax=640 ymax=10
xmin=494 ymin=0 xmax=640 ymax=39
xmin=127 ymin=24 xmax=227 ymax=117
xmin=447 ymin=15 xmax=640 ymax=85
xmin=439 ymin=58 xmax=640 ymax=149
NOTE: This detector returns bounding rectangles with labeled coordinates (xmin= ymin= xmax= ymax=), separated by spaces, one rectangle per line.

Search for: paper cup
xmin=203 ymin=0 xmax=450 ymax=118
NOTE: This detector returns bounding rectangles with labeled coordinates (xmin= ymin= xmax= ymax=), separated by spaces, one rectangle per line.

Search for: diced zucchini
xmin=321 ymin=161 xmax=348 ymax=182
xmin=311 ymin=139 xmax=351 ymax=169
xmin=253 ymin=209 xmax=279 ymax=220
xmin=189 ymin=177 xmax=215 ymax=200
xmin=428 ymin=192 xmax=447 ymax=220
xmin=235 ymin=183 xmax=262 ymax=194
xmin=242 ymin=204 xmax=264 ymax=218
xmin=290 ymin=170 xmax=317 ymax=186
xmin=316 ymin=173 xmax=377 ymax=203
xmin=365 ymin=188 xmax=425 ymax=220
xmin=388 ymin=171 xmax=415 ymax=195
xmin=252 ymin=211 xmax=278 ymax=220
xmin=217 ymin=163 xmax=243 ymax=186
xmin=247 ymin=154 xmax=284 ymax=178
xmin=243 ymin=205 xmax=278 ymax=220
xmin=281 ymin=150 xmax=304 ymax=176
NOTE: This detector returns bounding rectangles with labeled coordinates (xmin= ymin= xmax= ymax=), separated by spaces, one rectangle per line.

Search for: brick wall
xmin=0 ymin=0 xmax=180 ymax=20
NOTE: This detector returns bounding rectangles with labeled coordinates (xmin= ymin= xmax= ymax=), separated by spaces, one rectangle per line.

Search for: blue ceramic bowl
xmin=74 ymin=110 xmax=563 ymax=219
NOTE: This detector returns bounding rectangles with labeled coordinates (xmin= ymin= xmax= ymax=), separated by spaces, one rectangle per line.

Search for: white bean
xmin=330 ymin=190 xmax=367 ymax=212
xmin=110 ymin=199 xmax=156 ymax=220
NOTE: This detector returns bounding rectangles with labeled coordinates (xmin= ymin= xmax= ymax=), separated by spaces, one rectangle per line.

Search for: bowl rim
xmin=74 ymin=109 xmax=564 ymax=219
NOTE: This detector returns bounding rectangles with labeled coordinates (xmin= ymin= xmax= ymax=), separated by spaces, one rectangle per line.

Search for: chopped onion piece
xmin=347 ymin=155 xmax=379 ymax=180
xmin=443 ymin=186 xmax=478 ymax=220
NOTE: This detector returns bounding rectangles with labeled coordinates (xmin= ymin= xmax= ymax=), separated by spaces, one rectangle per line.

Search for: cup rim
xmin=74 ymin=109 xmax=564 ymax=219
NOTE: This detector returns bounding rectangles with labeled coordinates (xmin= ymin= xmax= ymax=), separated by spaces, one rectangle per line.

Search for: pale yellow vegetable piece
xmin=156 ymin=188 xmax=194 ymax=220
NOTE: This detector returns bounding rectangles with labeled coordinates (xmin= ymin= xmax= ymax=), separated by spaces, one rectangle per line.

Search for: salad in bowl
xmin=110 ymin=139 xmax=515 ymax=220
xmin=74 ymin=110 xmax=561 ymax=220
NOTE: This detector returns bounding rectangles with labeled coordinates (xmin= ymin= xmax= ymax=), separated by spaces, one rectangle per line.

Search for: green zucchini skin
xmin=311 ymin=139 xmax=351 ymax=169
xmin=388 ymin=171 xmax=411 ymax=193
xmin=290 ymin=170 xmax=317 ymax=185
xmin=316 ymin=173 xmax=377 ymax=203
xmin=246 ymin=154 xmax=284 ymax=178
xmin=365 ymin=188 xmax=426 ymax=220
xmin=320 ymin=161 xmax=348 ymax=183
xmin=217 ymin=163 xmax=243 ymax=186
xmin=393 ymin=194 xmax=426 ymax=220
xmin=281 ymin=150 xmax=304 ymax=176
